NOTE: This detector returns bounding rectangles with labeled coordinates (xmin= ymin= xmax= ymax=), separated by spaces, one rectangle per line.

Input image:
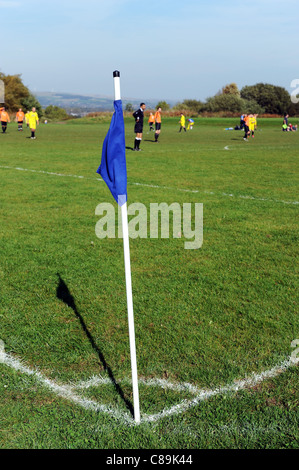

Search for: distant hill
xmin=33 ymin=91 xmax=170 ymax=115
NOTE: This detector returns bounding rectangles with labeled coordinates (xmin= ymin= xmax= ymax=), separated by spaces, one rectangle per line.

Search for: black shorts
xmin=134 ymin=123 xmax=143 ymax=133
xmin=1 ymin=121 xmax=7 ymax=126
xmin=155 ymin=122 xmax=161 ymax=131
xmin=18 ymin=121 xmax=23 ymax=124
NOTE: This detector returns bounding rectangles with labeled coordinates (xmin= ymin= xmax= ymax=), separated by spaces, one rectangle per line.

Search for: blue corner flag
xmin=97 ymin=99 xmax=127 ymax=206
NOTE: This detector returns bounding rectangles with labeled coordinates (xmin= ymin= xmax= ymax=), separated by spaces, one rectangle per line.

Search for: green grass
xmin=0 ymin=117 xmax=298 ymax=449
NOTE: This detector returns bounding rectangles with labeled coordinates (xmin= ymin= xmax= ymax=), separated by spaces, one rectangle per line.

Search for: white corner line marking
xmin=0 ymin=343 xmax=298 ymax=425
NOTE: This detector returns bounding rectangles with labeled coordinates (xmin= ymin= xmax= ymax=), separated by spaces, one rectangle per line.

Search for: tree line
xmin=172 ymin=83 xmax=299 ymax=116
xmin=1 ymin=73 xmax=298 ymax=117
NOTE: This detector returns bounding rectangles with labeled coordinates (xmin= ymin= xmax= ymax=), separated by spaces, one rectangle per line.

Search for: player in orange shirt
xmin=243 ymin=114 xmax=250 ymax=141
xmin=154 ymin=107 xmax=162 ymax=142
xmin=148 ymin=112 xmax=155 ymax=131
xmin=16 ymin=108 xmax=25 ymax=131
xmin=0 ymin=107 xmax=10 ymax=133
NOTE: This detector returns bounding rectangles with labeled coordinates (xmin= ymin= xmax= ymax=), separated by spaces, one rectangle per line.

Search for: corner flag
xmin=96 ymin=71 xmax=140 ymax=424
xmin=96 ymin=99 xmax=127 ymax=206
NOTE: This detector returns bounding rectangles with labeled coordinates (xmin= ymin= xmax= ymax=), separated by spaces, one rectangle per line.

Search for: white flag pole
xmin=113 ymin=70 xmax=140 ymax=423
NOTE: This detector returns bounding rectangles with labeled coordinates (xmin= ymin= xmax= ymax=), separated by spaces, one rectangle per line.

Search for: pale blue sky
xmin=0 ymin=0 xmax=298 ymax=102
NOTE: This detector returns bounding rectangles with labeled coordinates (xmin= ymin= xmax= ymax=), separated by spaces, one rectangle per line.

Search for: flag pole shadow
xmin=56 ymin=273 xmax=134 ymax=417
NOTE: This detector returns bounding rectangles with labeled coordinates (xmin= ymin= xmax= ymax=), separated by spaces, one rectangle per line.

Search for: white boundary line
xmin=0 ymin=346 xmax=131 ymax=423
xmin=0 ymin=344 xmax=297 ymax=425
xmin=142 ymin=357 xmax=299 ymax=424
xmin=0 ymin=165 xmax=298 ymax=205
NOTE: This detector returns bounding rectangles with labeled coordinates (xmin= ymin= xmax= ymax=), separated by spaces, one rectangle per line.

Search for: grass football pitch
xmin=0 ymin=117 xmax=298 ymax=449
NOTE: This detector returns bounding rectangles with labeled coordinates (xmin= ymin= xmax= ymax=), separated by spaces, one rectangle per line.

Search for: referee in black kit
xmin=133 ymin=102 xmax=146 ymax=151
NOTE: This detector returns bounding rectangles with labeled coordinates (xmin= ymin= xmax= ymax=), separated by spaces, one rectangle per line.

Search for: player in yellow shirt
xmin=187 ymin=118 xmax=194 ymax=130
xmin=249 ymin=114 xmax=256 ymax=138
xmin=28 ymin=107 xmax=39 ymax=139
xmin=179 ymin=113 xmax=186 ymax=132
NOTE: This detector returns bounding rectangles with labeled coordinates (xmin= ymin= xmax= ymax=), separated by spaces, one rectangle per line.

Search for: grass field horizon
xmin=0 ymin=117 xmax=298 ymax=449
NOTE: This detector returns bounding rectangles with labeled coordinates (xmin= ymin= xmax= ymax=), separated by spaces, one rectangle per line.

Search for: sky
xmin=0 ymin=0 xmax=298 ymax=103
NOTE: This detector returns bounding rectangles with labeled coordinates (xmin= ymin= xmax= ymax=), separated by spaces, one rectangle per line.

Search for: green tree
xmin=202 ymin=94 xmax=264 ymax=114
xmin=125 ymin=102 xmax=133 ymax=112
xmin=240 ymin=83 xmax=291 ymax=114
xmin=183 ymin=99 xmax=203 ymax=112
xmin=287 ymin=96 xmax=299 ymax=116
xmin=156 ymin=100 xmax=170 ymax=110
xmin=44 ymin=105 xmax=69 ymax=121
xmin=221 ymin=83 xmax=240 ymax=97
xmin=21 ymin=93 xmax=43 ymax=117
xmin=0 ymin=72 xmax=43 ymax=115
xmin=173 ymin=99 xmax=204 ymax=115
xmin=0 ymin=73 xmax=30 ymax=111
